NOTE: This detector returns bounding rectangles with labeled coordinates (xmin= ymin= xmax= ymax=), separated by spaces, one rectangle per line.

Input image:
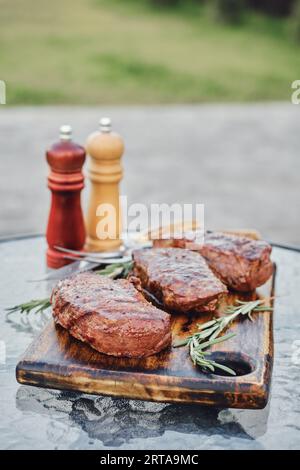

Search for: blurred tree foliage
xmin=289 ymin=0 xmax=300 ymax=42
xmin=150 ymin=0 xmax=180 ymax=6
xmin=247 ymin=0 xmax=295 ymax=16
xmin=149 ymin=0 xmax=296 ymax=18
xmin=149 ymin=0 xmax=300 ymax=36
xmin=209 ymin=0 xmax=245 ymax=24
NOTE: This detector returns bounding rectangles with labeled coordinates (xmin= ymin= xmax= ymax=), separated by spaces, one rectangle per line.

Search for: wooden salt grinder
xmin=46 ymin=125 xmax=86 ymax=268
xmin=85 ymin=118 xmax=124 ymax=251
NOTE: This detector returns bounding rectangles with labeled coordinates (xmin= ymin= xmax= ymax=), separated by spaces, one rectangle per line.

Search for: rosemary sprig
xmin=6 ymin=298 xmax=51 ymax=315
xmin=188 ymin=332 xmax=237 ymax=375
xmin=6 ymin=260 xmax=133 ymax=315
xmin=95 ymin=260 xmax=133 ymax=279
xmin=174 ymin=298 xmax=273 ymax=376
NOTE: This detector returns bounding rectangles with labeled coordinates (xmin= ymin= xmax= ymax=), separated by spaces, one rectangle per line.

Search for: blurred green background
xmin=0 ymin=0 xmax=300 ymax=104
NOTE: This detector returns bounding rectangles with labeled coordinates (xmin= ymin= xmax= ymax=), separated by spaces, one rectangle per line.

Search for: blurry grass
xmin=0 ymin=0 xmax=299 ymax=104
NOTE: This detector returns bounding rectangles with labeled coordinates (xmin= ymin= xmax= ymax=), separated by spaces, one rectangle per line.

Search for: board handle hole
xmin=207 ymin=352 xmax=256 ymax=377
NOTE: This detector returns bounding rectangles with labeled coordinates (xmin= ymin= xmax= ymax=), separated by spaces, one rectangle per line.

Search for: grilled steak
xmin=199 ymin=232 xmax=273 ymax=292
xmin=154 ymin=231 xmax=273 ymax=292
xmin=132 ymin=248 xmax=227 ymax=313
xmin=51 ymin=272 xmax=171 ymax=358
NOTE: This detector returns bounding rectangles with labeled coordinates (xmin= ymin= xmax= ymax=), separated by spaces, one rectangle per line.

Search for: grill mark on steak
xmin=51 ymin=272 xmax=171 ymax=358
xmin=132 ymin=248 xmax=227 ymax=313
xmin=154 ymin=231 xmax=273 ymax=292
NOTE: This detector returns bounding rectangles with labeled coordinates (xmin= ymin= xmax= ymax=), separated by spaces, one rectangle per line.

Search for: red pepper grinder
xmin=46 ymin=125 xmax=86 ymax=269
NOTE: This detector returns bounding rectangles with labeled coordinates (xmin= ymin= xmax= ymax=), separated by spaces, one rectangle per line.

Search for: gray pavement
xmin=0 ymin=104 xmax=299 ymax=244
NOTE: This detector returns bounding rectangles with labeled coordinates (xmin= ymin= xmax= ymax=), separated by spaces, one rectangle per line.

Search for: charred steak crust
xmin=154 ymin=231 xmax=273 ymax=292
xmin=199 ymin=232 xmax=273 ymax=292
xmin=132 ymin=248 xmax=227 ymax=313
xmin=51 ymin=272 xmax=171 ymax=358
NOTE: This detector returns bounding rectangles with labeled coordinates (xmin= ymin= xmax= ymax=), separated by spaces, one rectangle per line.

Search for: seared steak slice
xmin=199 ymin=232 xmax=273 ymax=292
xmin=132 ymin=248 xmax=227 ymax=313
xmin=154 ymin=231 xmax=273 ymax=292
xmin=51 ymin=272 xmax=171 ymax=358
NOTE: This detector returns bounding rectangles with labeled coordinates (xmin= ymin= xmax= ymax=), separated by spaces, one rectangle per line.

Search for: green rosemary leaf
xmin=197 ymin=323 xmax=221 ymax=339
xmin=197 ymin=319 xmax=219 ymax=330
xmin=122 ymin=260 xmax=134 ymax=277
xmin=252 ymin=306 xmax=273 ymax=311
xmin=96 ymin=265 xmax=124 ymax=278
xmin=95 ymin=260 xmax=133 ymax=279
xmin=195 ymin=332 xmax=236 ymax=351
xmin=174 ymin=298 xmax=273 ymax=376
xmin=173 ymin=337 xmax=190 ymax=348
xmin=6 ymin=298 xmax=51 ymax=315
xmin=209 ymin=361 xmax=236 ymax=376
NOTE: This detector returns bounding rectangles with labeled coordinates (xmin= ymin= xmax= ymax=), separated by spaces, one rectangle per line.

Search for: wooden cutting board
xmin=16 ymin=268 xmax=275 ymax=410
